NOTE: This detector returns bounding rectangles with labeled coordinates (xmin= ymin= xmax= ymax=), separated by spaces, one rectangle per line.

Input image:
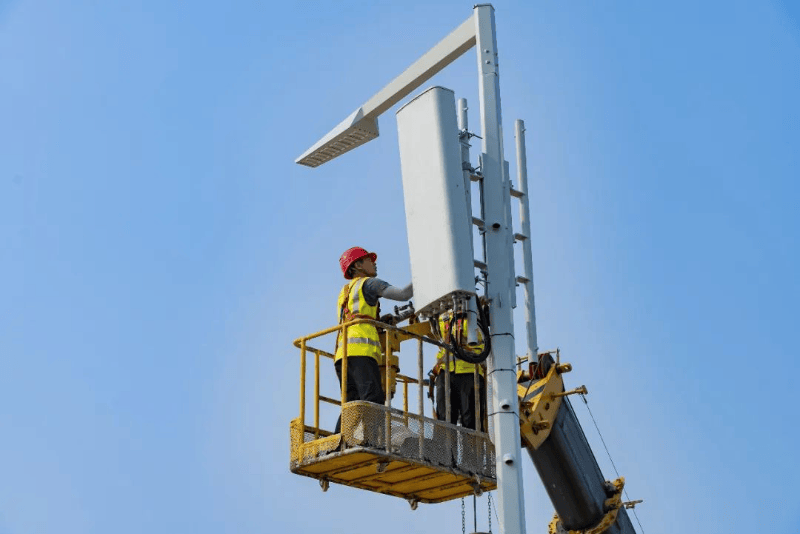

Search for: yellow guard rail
xmin=290 ymin=318 xmax=496 ymax=507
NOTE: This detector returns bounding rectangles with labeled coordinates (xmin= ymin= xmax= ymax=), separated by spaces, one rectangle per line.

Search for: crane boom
xmin=526 ymin=396 xmax=637 ymax=534
xmin=517 ymin=354 xmax=637 ymax=534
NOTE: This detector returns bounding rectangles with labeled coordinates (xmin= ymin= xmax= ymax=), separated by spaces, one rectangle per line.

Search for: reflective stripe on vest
xmin=335 ymin=277 xmax=381 ymax=363
xmin=434 ymin=313 xmax=485 ymax=375
xmin=345 ymin=337 xmax=382 ymax=348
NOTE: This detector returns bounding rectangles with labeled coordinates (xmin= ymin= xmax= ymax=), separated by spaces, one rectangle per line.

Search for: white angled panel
xmin=396 ymin=87 xmax=476 ymax=317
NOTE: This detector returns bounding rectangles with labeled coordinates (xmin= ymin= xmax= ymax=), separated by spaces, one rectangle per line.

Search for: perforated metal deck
xmin=290 ymin=401 xmax=496 ymax=504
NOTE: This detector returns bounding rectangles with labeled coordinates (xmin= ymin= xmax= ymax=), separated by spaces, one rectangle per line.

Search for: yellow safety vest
xmin=434 ymin=312 xmax=485 ymax=376
xmin=335 ymin=277 xmax=382 ymax=363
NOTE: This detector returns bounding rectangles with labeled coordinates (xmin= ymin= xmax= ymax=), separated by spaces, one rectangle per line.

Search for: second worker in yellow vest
xmin=432 ymin=311 xmax=486 ymax=432
xmin=334 ymin=246 xmax=413 ymax=435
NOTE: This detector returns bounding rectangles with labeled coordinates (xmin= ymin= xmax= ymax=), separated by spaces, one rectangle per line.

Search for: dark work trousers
xmin=334 ymin=356 xmax=386 ymax=436
xmin=435 ymin=372 xmax=486 ymax=431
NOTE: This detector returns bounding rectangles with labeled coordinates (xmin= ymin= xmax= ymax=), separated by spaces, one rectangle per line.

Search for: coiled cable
xmin=449 ymin=300 xmax=491 ymax=364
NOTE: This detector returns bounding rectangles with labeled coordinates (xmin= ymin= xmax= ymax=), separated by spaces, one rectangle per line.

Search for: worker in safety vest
xmin=432 ymin=311 xmax=486 ymax=431
xmin=334 ymin=246 xmax=413 ymax=434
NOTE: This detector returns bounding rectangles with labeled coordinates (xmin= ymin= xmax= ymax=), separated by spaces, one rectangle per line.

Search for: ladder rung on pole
xmin=516 ymin=275 xmax=530 ymax=284
xmin=474 ymin=260 xmax=487 ymax=270
xmin=514 ymin=232 xmax=527 ymax=241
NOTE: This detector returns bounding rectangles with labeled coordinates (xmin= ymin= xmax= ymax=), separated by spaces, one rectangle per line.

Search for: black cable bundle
xmin=449 ymin=300 xmax=491 ymax=364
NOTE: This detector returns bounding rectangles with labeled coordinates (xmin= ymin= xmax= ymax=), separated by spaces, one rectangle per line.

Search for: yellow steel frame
xmin=548 ymin=478 xmax=626 ymax=534
xmin=290 ymin=318 xmax=497 ymax=505
xmin=518 ymin=356 xmax=570 ymax=450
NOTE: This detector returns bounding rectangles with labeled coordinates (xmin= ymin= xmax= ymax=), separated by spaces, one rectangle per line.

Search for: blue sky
xmin=1 ymin=1 xmax=799 ymax=533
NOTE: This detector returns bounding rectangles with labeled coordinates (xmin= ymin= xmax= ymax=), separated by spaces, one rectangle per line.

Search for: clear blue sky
xmin=2 ymin=1 xmax=799 ymax=533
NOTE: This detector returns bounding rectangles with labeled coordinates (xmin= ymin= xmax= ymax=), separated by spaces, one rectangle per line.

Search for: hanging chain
xmin=488 ymin=492 xmax=492 ymax=533
xmin=461 ymin=497 xmax=465 ymax=534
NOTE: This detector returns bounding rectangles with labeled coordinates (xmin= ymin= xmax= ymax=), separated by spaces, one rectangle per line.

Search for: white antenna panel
xmin=396 ymin=87 xmax=476 ymax=317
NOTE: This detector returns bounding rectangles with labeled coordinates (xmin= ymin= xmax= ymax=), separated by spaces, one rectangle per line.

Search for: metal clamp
xmin=548 ymin=477 xmax=626 ymax=534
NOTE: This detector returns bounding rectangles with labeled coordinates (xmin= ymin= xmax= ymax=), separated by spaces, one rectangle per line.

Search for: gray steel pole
xmin=474 ymin=5 xmax=526 ymax=534
xmin=458 ymin=97 xmax=473 ymax=232
xmin=460 ymin=97 xmax=485 ymax=438
xmin=458 ymin=97 xmax=480 ymax=344
xmin=514 ymin=120 xmax=538 ymax=359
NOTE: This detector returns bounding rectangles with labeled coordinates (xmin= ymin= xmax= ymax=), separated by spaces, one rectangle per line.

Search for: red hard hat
xmin=339 ymin=246 xmax=377 ymax=279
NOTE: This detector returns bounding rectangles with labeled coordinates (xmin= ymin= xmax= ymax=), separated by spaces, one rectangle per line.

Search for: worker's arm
xmin=380 ymin=282 xmax=413 ymax=301
xmin=363 ymin=278 xmax=413 ymax=306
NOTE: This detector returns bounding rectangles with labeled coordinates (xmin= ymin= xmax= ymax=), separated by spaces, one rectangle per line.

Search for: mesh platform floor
xmin=290 ymin=401 xmax=497 ymax=503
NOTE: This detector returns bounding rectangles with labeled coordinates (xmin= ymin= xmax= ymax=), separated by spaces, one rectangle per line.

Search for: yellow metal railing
xmin=293 ymin=318 xmax=443 ymax=449
xmin=290 ymin=317 xmax=499 ymax=504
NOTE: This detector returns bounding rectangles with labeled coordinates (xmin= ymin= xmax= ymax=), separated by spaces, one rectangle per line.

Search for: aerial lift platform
xmin=291 ymin=318 xmax=496 ymax=507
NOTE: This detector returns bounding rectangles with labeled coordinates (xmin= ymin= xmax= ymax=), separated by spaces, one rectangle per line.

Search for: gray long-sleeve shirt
xmin=362 ymin=278 xmax=413 ymax=307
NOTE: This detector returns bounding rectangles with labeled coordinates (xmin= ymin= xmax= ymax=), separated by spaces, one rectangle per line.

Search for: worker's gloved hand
xmin=380 ymin=313 xmax=396 ymax=325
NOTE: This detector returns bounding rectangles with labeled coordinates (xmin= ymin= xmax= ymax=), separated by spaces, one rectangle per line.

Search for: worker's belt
xmin=342 ymin=313 xmax=376 ymax=322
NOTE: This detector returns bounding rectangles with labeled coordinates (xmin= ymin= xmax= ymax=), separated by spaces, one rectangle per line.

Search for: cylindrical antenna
xmin=515 ymin=119 xmax=538 ymax=359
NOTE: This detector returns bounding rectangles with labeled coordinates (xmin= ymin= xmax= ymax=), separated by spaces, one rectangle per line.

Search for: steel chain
xmin=488 ymin=492 xmax=492 ymax=533
xmin=461 ymin=497 xmax=465 ymax=534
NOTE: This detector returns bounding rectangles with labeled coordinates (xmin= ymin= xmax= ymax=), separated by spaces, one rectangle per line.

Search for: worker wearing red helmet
xmin=334 ymin=246 xmax=413 ymax=435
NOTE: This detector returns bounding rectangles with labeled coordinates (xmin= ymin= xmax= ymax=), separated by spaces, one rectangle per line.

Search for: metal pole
xmin=474 ymin=5 xmax=527 ymax=534
xmin=418 ymin=338 xmax=424 ymax=416
xmin=418 ymin=337 xmax=425 ymax=459
xmin=458 ymin=97 xmax=474 ymax=249
xmin=474 ymin=366 xmax=481 ymax=432
xmin=300 ymin=339 xmax=307 ymax=432
xmin=341 ymin=325 xmax=348 ymax=447
xmin=459 ymin=97 xmax=480 ymax=344
xmin=385 ymin=329 xmax=392 ymax=452
xmin=445 ymin=350 xmax=452 ymax=423
xmin=314 ymin=349 xmax=320 ymax=439
xmin=515 ymin=119 xmax=538 ymax=359
xmin=445 ymin=348 xmax=453 ymax=465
